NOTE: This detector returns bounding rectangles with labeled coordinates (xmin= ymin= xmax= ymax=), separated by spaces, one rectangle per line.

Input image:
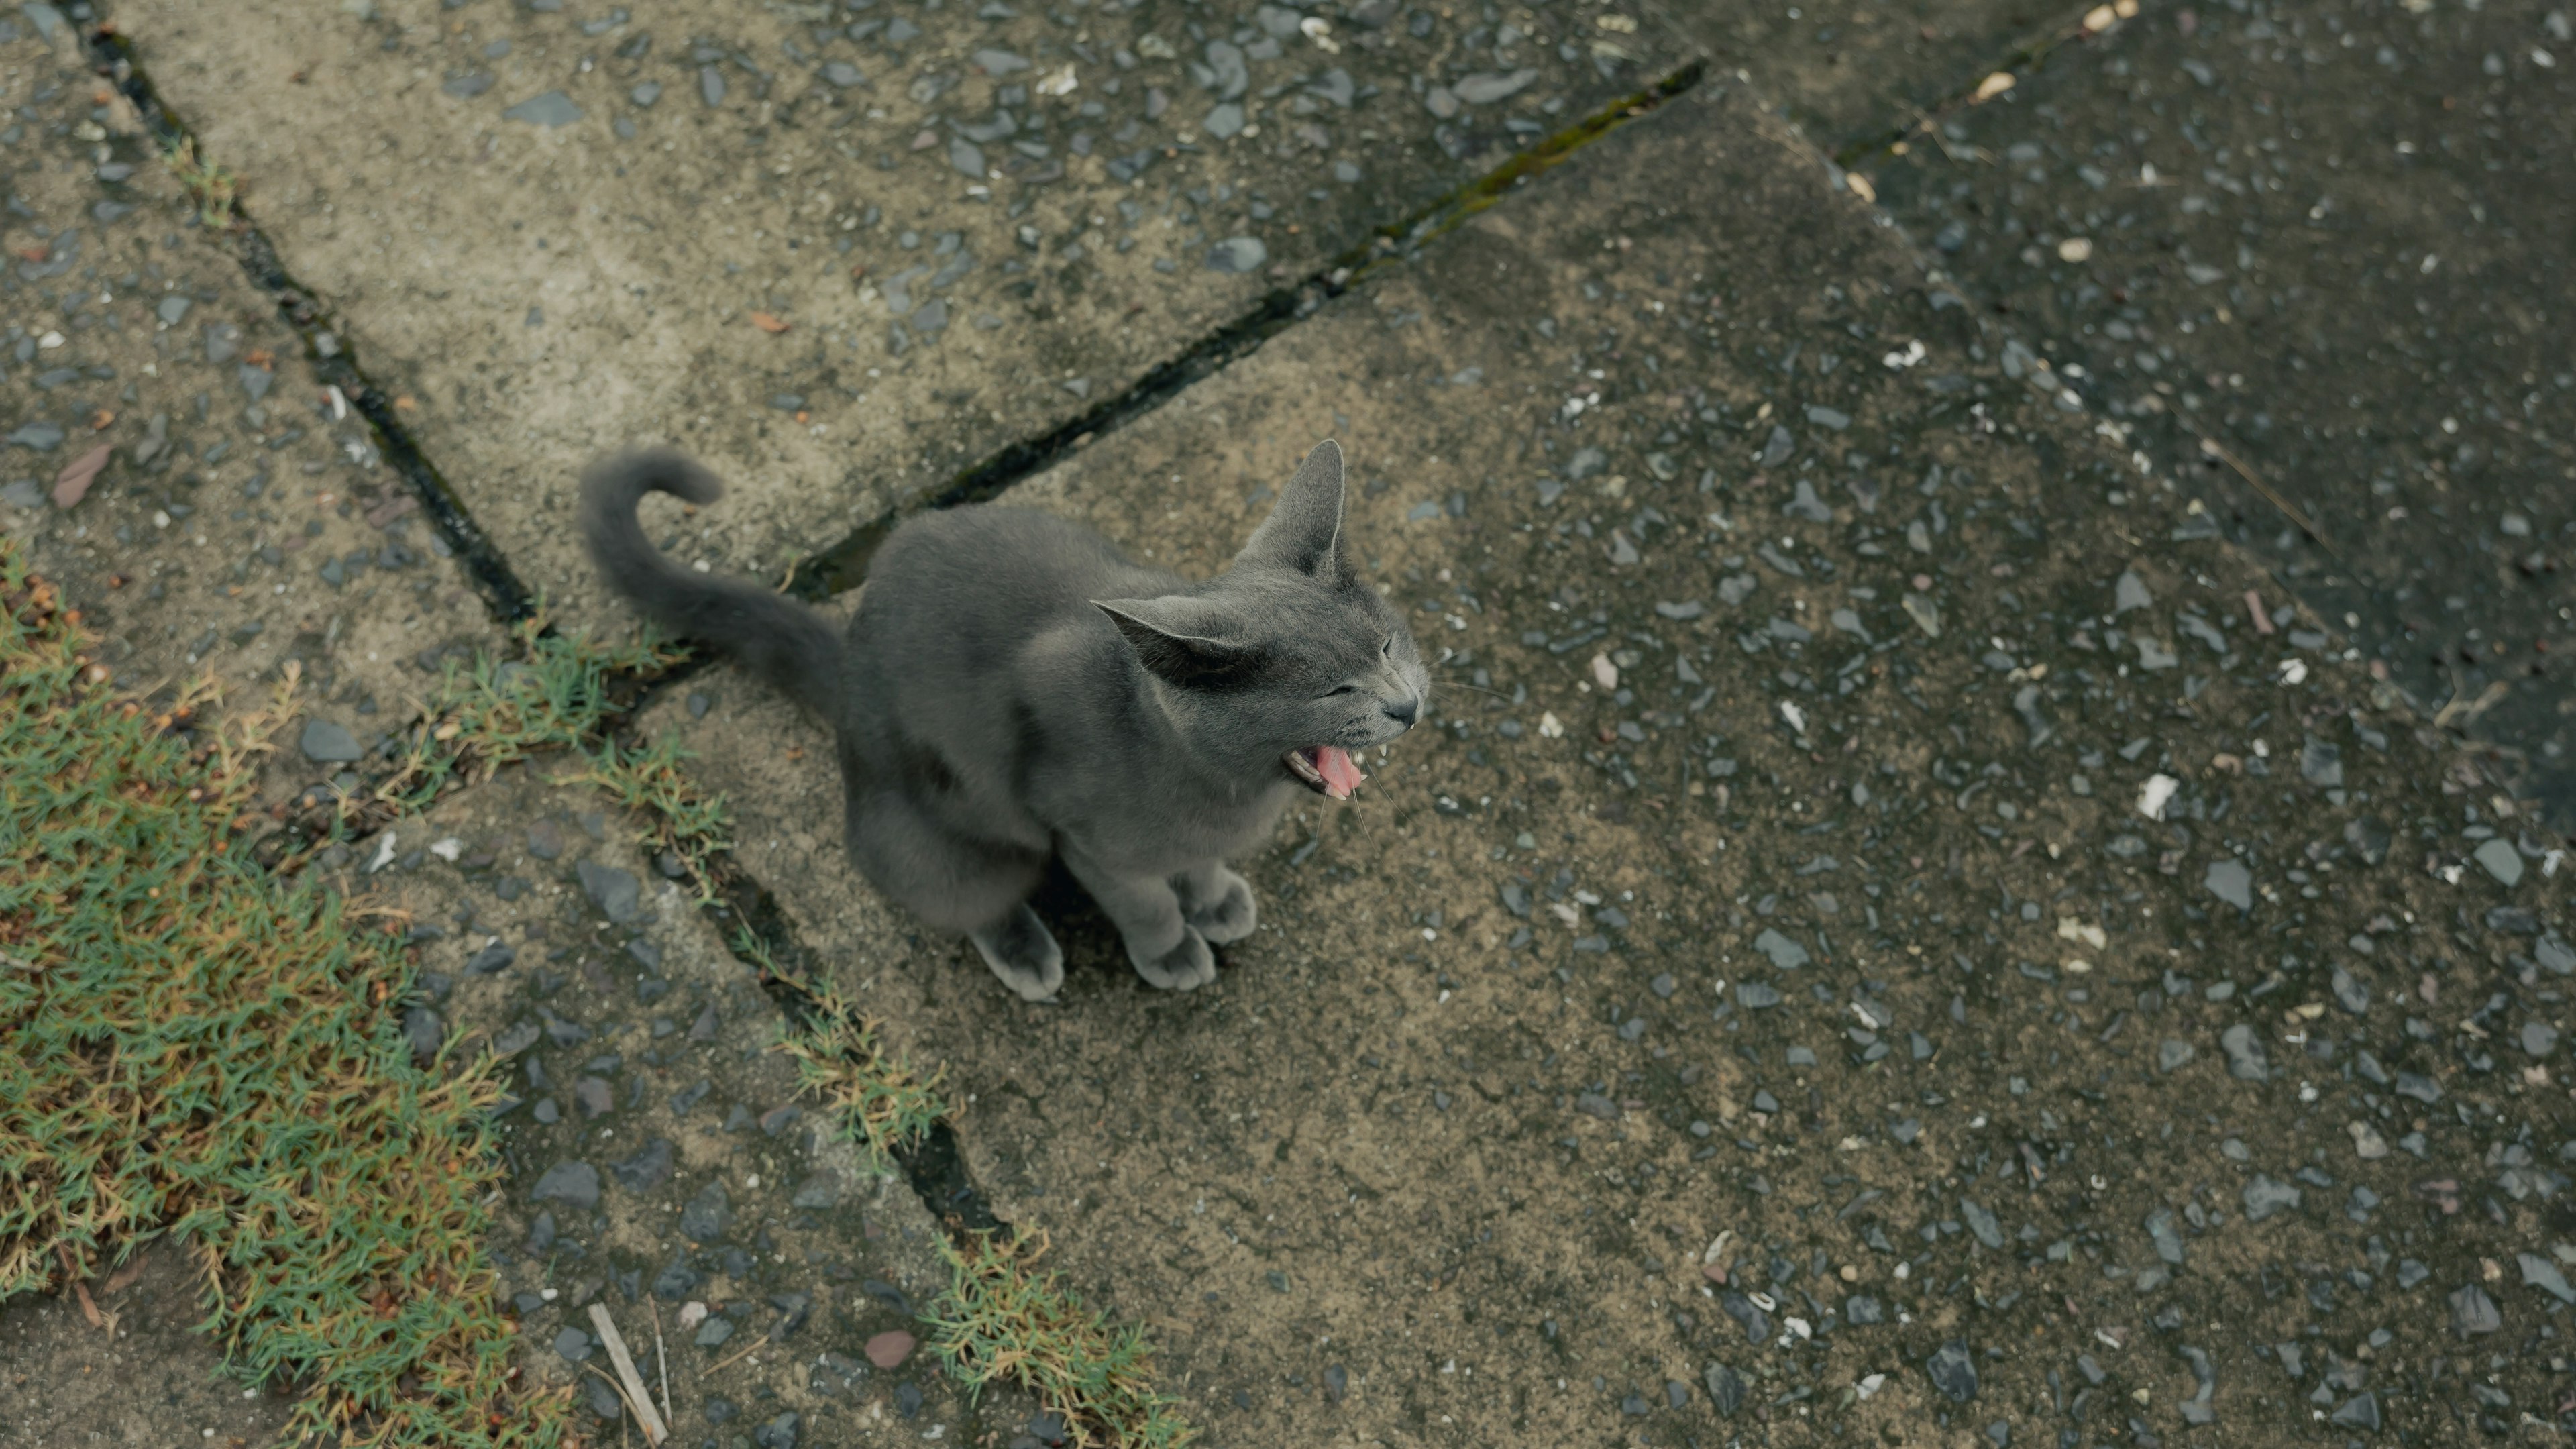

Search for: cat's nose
xmin=1383 ymin=694 xmax=1419 ymax=728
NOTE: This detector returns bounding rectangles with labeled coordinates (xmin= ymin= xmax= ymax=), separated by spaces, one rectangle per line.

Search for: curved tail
xmin=579 ymin=449 xmax=843 ymax=717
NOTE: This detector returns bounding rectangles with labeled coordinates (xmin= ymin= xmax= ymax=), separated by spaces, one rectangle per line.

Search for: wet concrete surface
xmin=1654 ymin=0 xmax=2102 ymax=144
xmin=1854 ymin=0 xmax=2576 ymax=830
xmin=6 ymin=0 xmax=2575 ymax=1445
xmin=645 ymin=81 xmax=2576 ymax=1445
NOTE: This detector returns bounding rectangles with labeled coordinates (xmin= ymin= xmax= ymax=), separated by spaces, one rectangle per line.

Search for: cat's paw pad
xmin=1181 ymin=868 xmax=1258 ymax=945
xmin=970 ymin=905 xmax=1065 ymax=1003
xmin=1130 ymin=928 xmax=1216 ymax=991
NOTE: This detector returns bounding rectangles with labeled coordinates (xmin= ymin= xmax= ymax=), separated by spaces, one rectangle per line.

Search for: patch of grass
xmin=303 ymin=607 xmax=729 ymax=898
xmin=926 ymin=1226 xmax=1197 ymax=1449
xmin=158 ymin=136 xmax=238 ymax=229
xmin=332 ymin=606 xmax=684 ymax=830
xmin=565 ymin=731 xmax=733 ymax=905
xmin=771 ymin=975 xmax=947 ymax=1165
xmin=0 ymin=547 xmax=570 ymax=1444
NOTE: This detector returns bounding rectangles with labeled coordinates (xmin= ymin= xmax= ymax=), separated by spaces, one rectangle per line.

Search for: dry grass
xmin=926 ymin=1226 xmax=1197 ymax=1449
xmin=0 ymin=544 xmax=570 ymax=1445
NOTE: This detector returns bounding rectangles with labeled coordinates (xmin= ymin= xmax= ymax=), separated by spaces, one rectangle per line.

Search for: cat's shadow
xmin=996 ymin=863 xmax=1214 ymax=1000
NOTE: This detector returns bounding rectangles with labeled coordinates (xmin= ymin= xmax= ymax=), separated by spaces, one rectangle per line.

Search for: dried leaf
xmin=53 ymin=443 xmax=113 ymax=510
xmin=749 ymin=312 xmax=791 ymax=333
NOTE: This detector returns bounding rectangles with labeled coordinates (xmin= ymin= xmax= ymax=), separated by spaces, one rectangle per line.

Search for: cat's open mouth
xmin=1285 ymin=745 xmax=1367 ymax=800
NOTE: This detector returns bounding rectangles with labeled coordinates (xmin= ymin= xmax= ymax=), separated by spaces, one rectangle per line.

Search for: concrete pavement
xmin=7 ymin=0 xmax=2574 ymax=1444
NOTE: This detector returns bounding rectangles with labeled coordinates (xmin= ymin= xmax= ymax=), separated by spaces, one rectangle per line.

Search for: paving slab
xmin=106 ymin=0 xmax=1693 ymax=629
xmin=0 ymin=15 xmax=490 ymax=759
xmin=639 ymin=80 xmax=2575 ymax=1446
xmin=1859 ymin=0 xmax=2576 ymax=828
xmin=321 ymin=760 xmax=1042 ymax=1444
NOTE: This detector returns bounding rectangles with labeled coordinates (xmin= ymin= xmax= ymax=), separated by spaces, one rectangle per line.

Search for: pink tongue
xmin=1316 ymin=746 xmax=1367 ymax=800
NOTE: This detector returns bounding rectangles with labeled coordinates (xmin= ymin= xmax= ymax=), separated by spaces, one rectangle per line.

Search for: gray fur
xmin=580 ymin=441 xmax=1426 ymax=1001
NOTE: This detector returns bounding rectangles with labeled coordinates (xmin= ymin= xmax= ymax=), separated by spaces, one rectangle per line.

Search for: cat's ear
xmin=1094 ymin=596 xmax=1261 ymax=688
xmin=1234 ymin=439 xmax=1351 ymax=583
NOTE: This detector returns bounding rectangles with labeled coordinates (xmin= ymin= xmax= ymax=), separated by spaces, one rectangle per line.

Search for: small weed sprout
xmin=773 ymin=977 xmax=947 ymax=1166
xmin=927 ymin=1227 xmax=1197 ymax=1449
xmin=159 ymin=136 xmax=239 ymax=228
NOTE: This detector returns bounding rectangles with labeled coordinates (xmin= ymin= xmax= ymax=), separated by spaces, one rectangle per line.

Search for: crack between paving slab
xmin=82 ymin=23 xmax=539 ymax=627
xmin=782 ymin=58 xmax=1708 ymax=606
xmin=1827 ymin=0 xmax=2140 ymax=169
xmin=694 ymin=829 xmax=1006 ymax=1236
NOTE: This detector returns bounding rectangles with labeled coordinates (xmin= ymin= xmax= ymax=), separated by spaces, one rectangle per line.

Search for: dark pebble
xmin=401 ymin=1006 xmax=443 ymax=1063
xmin=1925 ymin=1340 xmax=1979 ymax=1402
xmin=529 ymin=1160 xmax=600 ymax=1211
xmin=652 ymin=1256 xmax=703 ymax=1299
xmin=299 ymin=718 xmax=362 ymax=763
xmin=2450 ymin=1283 xmax=2502 ymax=1336
xmin=1719 ymin=1293 xmax=1768 ymax=1343
xmin=1704 ymin=1362 xmax=1745 ymax=1416
xmin=681 ymin=1182 xmax=732 ymax=1242
xmin=578 ymin=859 xmax=645 ymax=923
xmin=2330 ymin=1393 xmax=2381 ymax=1430
xmin=612 ymin=1136 xmax=676 ymax=1191
xmin=2220 ymin=1023 xmax=2270 ymax=1081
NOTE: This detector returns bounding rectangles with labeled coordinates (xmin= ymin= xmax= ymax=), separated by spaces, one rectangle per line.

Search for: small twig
xmin=2196 ymin=436 xmax=2346 ymax=564
xmin=588 ymin=1303 xmax=671 ymax=1444
xmin=704 ymin=1334 xmax=772 ymax=1377
xmin=2433 ymin=676 xmax=2510 ymax=730
xmin=651 ymin=1297 xmax=672 ymax=1428
xmin=585 ymin=1364 xmax=656 ymax=1439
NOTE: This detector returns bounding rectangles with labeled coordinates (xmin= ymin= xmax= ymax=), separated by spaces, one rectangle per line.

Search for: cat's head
xmin=1094 ymin=440 xmax=1429 ymax=798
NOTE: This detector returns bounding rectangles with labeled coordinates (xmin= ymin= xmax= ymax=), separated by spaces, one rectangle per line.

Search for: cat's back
xmin=855 ymin=502 xmax=1169 ymax=665
xmin=869 ymin=504 xmax=1158 ymax=619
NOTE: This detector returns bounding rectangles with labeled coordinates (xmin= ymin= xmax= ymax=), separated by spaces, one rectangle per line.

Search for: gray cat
xmin=580 ymin=441 xmax=1427 ymax=1001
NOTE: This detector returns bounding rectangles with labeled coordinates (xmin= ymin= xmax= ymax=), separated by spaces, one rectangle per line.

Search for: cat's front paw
xmin=969 ymin=904 xmax=1065 ymax=1003
xmin=1179 ymin=867 xmax=1258 ymax=945
xmin=1130 ymin=927 xmax=1217 ymax=991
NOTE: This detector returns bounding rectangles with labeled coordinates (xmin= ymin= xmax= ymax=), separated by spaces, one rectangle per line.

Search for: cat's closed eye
xmin=1324 ymin=683 xmax=1360 ymax=698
